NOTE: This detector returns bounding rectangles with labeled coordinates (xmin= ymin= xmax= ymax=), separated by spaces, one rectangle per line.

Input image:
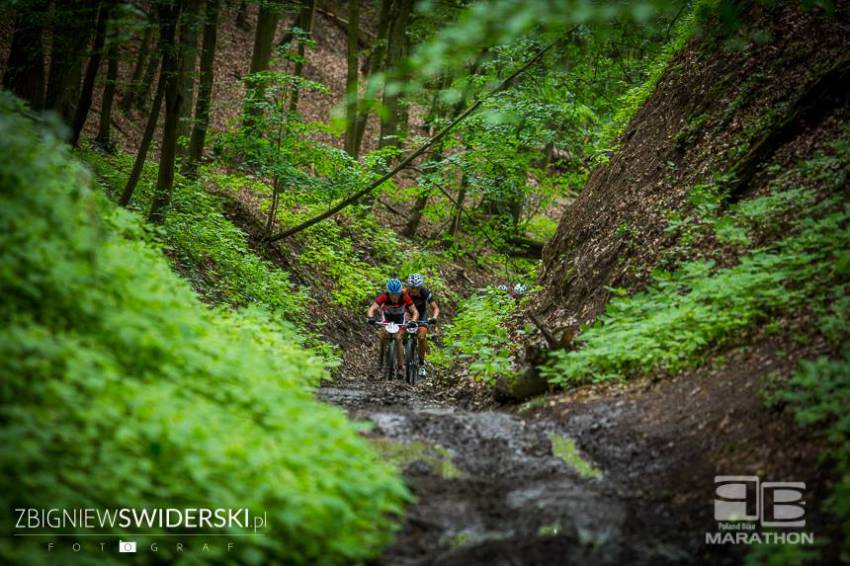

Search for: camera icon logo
xmin=118 ymin=540 xmax=137 ymax=553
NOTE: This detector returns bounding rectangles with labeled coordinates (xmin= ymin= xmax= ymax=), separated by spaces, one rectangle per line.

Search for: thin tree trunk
xmin=352 ymin=0 xmax=392 ymax=156
xmin=185 ymin=0 xmax=220 ymax=174
xmin=266 ymin=38 xmax=559 ymax=242
xmin=45 ymin=0 xmax=100 ymax=124
xmin=71 ymin=0 xmax=113 ymax=147
xmin=449 ymin=174 xmax=467 ymax=237
xmin=3 ymin=0 xmax=49 ymax=109
xmin=403 ymin=86 xmax=445 ymax=238
xmin=149 ymin=0 xmax=188 ymax=223
xmin=378 ymin=0 xmax=413 ymax=149
xmin=244 ymin=1 xmax=281 ymax=124
xmin=286 ymin=0 xmax=317 ymax=114
xmin=343 ymin=0 xmax=360 ymax=156
xmin=120 ymin=23 xmax=153 ymax=113
xmin=403 ymin=194 xmax=428 ymax=237
xmin=176 ymin=0 xmax=202 ymax=153
xmin=120 ymin=4 xmax=181 ymax=207
xmin=95 ymin=30 xmax=119 ymax=150
xmin=134 ymin=25 xmax=162 ymax=111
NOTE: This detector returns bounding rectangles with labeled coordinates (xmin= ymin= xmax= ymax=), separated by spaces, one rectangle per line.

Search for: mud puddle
xmin=319 ymin=377 xmax=698 ymax=565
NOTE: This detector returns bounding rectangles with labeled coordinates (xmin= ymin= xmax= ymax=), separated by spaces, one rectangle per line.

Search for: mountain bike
xmin=369 ymin=319 xmax=405 ymax=380
xmin=403 ymin=319 xmax=436 ymax=385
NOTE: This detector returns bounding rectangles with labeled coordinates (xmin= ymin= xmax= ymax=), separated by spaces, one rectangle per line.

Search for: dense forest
xmin=1 ymin=0 xmax=848 ymax=564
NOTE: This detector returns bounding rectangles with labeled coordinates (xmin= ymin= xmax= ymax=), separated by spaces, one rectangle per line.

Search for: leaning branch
xmin=266 ymin=36 xmax=563 ymax=243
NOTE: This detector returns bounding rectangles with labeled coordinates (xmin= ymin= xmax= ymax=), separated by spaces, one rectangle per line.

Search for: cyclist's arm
xmin=403 ymin=295 xmax=419 ymax=321
xmin=367 ymin=302 xmax=381 ymax=318
xmin=430 ymin=301 xmax=440 ymax=320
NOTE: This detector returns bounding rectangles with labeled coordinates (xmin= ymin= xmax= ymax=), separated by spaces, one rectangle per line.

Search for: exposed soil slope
xmin=508 ymin=3 xmax=850 ymax=563
xmin=537 ymin=3 xmax=850 ymax=327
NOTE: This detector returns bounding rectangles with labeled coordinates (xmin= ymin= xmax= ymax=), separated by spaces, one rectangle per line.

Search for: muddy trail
xmin=319 ymin=369 xmax=735 ymax=566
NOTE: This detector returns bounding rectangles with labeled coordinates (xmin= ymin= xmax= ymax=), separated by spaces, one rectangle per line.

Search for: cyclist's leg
xmin=395 ymin=332 xmax=405 ymax=369
xmin=417 ymin=326 xmax=428 ymax=362
xmin=378 ymin=328 xmax=388 ymax=368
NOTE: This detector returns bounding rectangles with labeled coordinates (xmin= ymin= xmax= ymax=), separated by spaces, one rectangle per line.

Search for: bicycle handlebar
xmin=367 ymin=318 xmax=437 ymax=327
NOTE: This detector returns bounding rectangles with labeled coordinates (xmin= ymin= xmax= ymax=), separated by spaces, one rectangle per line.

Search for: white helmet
xmin=407 ymin=273 xmax=424 ymax=288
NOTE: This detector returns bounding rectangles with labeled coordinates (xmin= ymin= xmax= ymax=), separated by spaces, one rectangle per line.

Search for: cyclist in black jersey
xmin=404 ymin=273 xmax=440 ymax=377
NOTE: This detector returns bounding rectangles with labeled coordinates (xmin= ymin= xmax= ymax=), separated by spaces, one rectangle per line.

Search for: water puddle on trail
xmin=319 ymin=379 xmax=690 ymax=564
xmin=548 ymin=433 xmax=603 ymax=479
xmin=368 ymin=437 xmax=463 ymax=479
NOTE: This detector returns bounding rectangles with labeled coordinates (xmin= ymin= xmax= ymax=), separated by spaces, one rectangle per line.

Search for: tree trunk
xmin=286 ymin=0 xmax=317 ymax=115
xmin=265 ymin=39 xmax=558 ymax=243
xmin=3 ymin=0 xmax=49 ymax=109
xmin=176 ymin=0 xmax=202 ymax=153
xmin=120 ymin=23 xmax=153 ymax=113
xmin=449 ymin=174 xmax=468 ymax=237
xmin=352 ymin=0 xmax=392 ymax=156
xmin=378 ymin=0 xmax=413 ymax=149
xmin=343 ymin=0 xmax=360 ymax=156
xmin=403 ymin=86 xmax=445 ymax=238
xmin=133 ymin=24 xmax=162 ymax=112
xmin=149 ymin=0 xmax=188 ymax=223
xmin=71 ymin=0 xmax=113 ymax=147
xmin=120 ymin=3 xmax=181 ymax=207
xmin=244 ymin=1 xmax=281 ymax=124
xmin=95 ymin=29 xmax=120 ymax=150
xmin=45 ymin=0 xmax=100 ymax=125
xmin=185 ymin=0 xmax=221 ymax=174
xmin=403 ymin=193 xmax=428 ymax=238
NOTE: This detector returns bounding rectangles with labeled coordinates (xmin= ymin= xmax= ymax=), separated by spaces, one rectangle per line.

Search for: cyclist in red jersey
xmin=367 ymin=278 xmax=419 ymax=372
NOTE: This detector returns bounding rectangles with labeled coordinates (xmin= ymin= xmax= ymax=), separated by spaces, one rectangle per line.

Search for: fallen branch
xmin=266 ymin=35 xmax=566 ymax=243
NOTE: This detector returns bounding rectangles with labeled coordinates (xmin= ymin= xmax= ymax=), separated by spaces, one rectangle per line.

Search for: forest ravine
xmin=2 ymin=1 xmax=849 ymax=565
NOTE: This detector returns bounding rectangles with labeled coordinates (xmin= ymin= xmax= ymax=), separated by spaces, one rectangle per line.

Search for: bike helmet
xmin=497 ymin=284 xmax=508 ymax=292
xmin=387 ymin=278 xmax=402 ymax=294
xmin=407 ymin=273 xmax=424 ymax=288
xmin=513 ymin=283 xmax=527 ymax=295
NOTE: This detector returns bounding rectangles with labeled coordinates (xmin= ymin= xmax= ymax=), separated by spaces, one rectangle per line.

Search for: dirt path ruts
xmin=319 ymin=377 xmax=713 ymax=566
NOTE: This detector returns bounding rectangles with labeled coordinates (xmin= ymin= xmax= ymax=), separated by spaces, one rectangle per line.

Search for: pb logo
xmin=714 ymin=476 xmax=806 ymax=527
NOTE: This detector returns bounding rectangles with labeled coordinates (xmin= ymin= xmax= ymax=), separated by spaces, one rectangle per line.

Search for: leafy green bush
xmin=0 ymin=94 xmax=407 ymax=564
xmin=433 ymin=289 xmax=517 ymax=384
xmin=757 ymin=272 xmax=850 ymax=564
xmin=80 ymin=151 xmax=309 ymax=326
xmin=542 ymin=199 xmax=850 ymax=386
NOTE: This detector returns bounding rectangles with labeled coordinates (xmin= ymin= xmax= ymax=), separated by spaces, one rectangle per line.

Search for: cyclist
xmin=404 ymin=273 xmax=440 ymax=377
xmin=511 ymin=283 xmax=528 ymax=303
xmin=367 ymin=278 xmax=419 ymax=373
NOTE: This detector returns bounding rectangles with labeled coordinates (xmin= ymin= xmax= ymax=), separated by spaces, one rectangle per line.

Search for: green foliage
xmin=543 ymin=197 xmax=849 ymax=385
xmin=600 ymin=1 xmax=707 ymax=146
xmin=544 ymin=134 xmax=850 ymax=386
xmin=433 ymin=289 xmax=518 ymax=384
xmin=0 ymin=94 xmax=408 ymax=564
xmin=298 ymin=219 xmax=385 ymax=309
xmin=79 ymin=151 xmax=310 ymax=328
xmin=757 ymin=343 xmax=850 ymax=563
xmin=525 ymin=214 xmax=559 ymax=241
